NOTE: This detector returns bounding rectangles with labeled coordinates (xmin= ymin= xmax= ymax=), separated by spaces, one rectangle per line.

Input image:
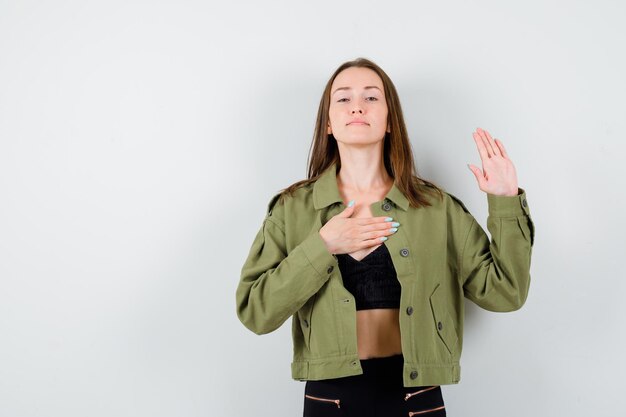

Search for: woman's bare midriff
xmin=347 ymin=244 xmax=403 ymax=359
xmin=356 ymin=308 xmax=403 ymax=359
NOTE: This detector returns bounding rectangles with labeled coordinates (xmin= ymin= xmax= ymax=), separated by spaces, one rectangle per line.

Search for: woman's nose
xmin=351 ymin=108 xmax=363 ymax=114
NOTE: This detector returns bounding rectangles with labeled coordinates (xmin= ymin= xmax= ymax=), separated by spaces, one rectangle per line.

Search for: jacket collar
xmin=312 ymin=161 xmax=410 ymax=211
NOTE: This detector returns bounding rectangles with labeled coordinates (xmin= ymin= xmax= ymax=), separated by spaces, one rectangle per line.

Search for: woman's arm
xmin=459 ymin=128 xmax=535 ymax=311
xmin=456 ymin=189 xmax=534 ymax=311
xmin=235 ymin=195 xmax=337 ymax=335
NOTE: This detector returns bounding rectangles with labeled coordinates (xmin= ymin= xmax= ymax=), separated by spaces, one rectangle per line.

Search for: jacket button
xmin=406 ymin=306 xmax=413 ymax=315
xmin=303 ymin=319 xmax=309 ymax=328
xmin=522 ymin=198 xmax=527 ymax=207
xmin=410 ymin=370 xmax=418 ymax=379
xmin=327 ymin=265 xmax=334 ymax=274
xmin=382 ymin=200 xmax=392 ymax=211
xmin=400 ymin=248 xmax=409 ymax=257
xmin=437 ymin=321 xmax=443 ymax=331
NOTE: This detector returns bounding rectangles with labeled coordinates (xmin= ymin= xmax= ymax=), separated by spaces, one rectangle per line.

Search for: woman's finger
xmin=467 ymin=163 xmax=486 ymax=191
xmin=495 ymin=138 xmax=509 ymax=159
xmin=472 ymin=132 xmax=490 ymax=161
xmin=477 ymin=127 xmax=500 ymax=157
xmin=483 ymin=129 xmax=502 ymax=157
xmin=477 ymin=130 xmax=493 ymax=158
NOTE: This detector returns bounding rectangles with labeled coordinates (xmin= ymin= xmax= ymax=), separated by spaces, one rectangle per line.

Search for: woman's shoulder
xmin=265 ymin=179 xmax=315 ymax=218
xmin=441 ymin=189 xmax=471 ymax=214
xmin=415 ymin=181 xmax=471 ymax=215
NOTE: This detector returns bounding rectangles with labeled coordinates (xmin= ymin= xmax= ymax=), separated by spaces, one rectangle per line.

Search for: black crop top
xmin=336 ymin=243 xmax=401 ymax=310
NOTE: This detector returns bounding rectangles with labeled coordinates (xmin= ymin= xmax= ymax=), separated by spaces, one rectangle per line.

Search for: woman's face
xmin=327 ymin=66 xmax=390 ymax=145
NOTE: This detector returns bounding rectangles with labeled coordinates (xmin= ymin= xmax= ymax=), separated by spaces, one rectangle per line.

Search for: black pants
xmin=303 ymin=354 xmax=446 ymax=417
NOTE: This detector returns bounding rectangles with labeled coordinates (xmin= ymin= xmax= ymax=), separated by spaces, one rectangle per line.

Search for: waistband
xmin=360 ymin=353 xmax=404 ymax=362
xmin=359 ymin=354 xmax=404 ymax=379
xmin=305 ymin=354 xmax=406 ymax=388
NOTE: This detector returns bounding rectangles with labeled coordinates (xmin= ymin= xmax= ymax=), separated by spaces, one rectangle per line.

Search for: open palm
xmin=467 ymin=127 xmax=519 ymax=197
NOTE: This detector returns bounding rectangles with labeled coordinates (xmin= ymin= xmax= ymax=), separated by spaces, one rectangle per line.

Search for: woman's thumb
xmin=467 ymin=164 xmax=485 ymax=188
xmin=338 ymin=200 xmax=356 ymax=217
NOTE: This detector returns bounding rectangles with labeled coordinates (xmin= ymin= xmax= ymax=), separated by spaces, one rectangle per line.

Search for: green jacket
xmin=236 ymin=162 xmax=534 ymax=387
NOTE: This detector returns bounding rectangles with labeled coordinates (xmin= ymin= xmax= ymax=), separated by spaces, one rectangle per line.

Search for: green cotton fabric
xmin=236 ymin=162 xmax=534 ymax=387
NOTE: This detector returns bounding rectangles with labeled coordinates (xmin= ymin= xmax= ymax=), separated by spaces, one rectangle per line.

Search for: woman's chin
xmin=335 ymin=136 xmax=386 ymax=146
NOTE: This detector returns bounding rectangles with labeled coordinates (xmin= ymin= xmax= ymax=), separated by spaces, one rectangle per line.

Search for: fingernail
xmin=384 ymin=217 xmax=393 ymax=221
xmin=348 ymin=200 xmax=355 ymax=207
xmin=390 ymin=227 xmax=398 ymax=233
xmin=391 ymin=222 xmax=400 ymax=227
xmin=380 ymin=236 xmax=388 ymax=241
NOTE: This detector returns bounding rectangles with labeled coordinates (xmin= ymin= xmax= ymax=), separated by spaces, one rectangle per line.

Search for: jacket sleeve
xmin=235 ymin=195 xmax=337 ymax=335
xmin=455 ymin=187 xmax=535 ymax=312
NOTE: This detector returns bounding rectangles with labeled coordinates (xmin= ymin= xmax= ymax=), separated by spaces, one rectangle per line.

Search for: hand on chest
xmin=345 ymin=202 xmax=383 ymax=261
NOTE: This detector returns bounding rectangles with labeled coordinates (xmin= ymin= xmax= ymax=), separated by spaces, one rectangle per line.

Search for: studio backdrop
xmin=1 ymin=1 xmax=624 ymax=416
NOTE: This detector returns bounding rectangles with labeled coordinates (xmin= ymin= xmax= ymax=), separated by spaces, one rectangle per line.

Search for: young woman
xmin=236 ymin=57 xmax=534 ymax=417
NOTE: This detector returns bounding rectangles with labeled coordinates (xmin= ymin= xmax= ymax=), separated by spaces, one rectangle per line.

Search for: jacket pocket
xmin=429 ymin=284 xmax=458 ymax=355
xmin=297 ymin=293 xmax=317 ymax=349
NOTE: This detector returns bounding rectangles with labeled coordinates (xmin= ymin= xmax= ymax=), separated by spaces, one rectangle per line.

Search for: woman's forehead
xmin=331 ymin=67 xmax=384 ymax=91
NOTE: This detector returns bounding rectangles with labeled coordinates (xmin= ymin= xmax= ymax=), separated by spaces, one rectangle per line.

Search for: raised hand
xmin=467 ymin=127 xmax=519 ymax=197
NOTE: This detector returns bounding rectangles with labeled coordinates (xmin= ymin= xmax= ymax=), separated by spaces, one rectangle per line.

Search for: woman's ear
xmin=327 ymin=121 xmax=332 ymax=135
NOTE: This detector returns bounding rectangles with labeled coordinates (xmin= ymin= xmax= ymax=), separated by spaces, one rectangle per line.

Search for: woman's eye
xmin=336 ymin=96 xmax=378 ymax=102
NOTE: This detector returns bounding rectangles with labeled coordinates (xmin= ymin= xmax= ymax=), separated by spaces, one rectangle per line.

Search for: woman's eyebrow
xmin=331 ymin=86 xmax=383 ymax=95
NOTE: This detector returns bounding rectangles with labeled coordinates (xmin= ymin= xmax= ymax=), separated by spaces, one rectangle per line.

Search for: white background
xmin=1 ymin=1 xmax=624 ymax=416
